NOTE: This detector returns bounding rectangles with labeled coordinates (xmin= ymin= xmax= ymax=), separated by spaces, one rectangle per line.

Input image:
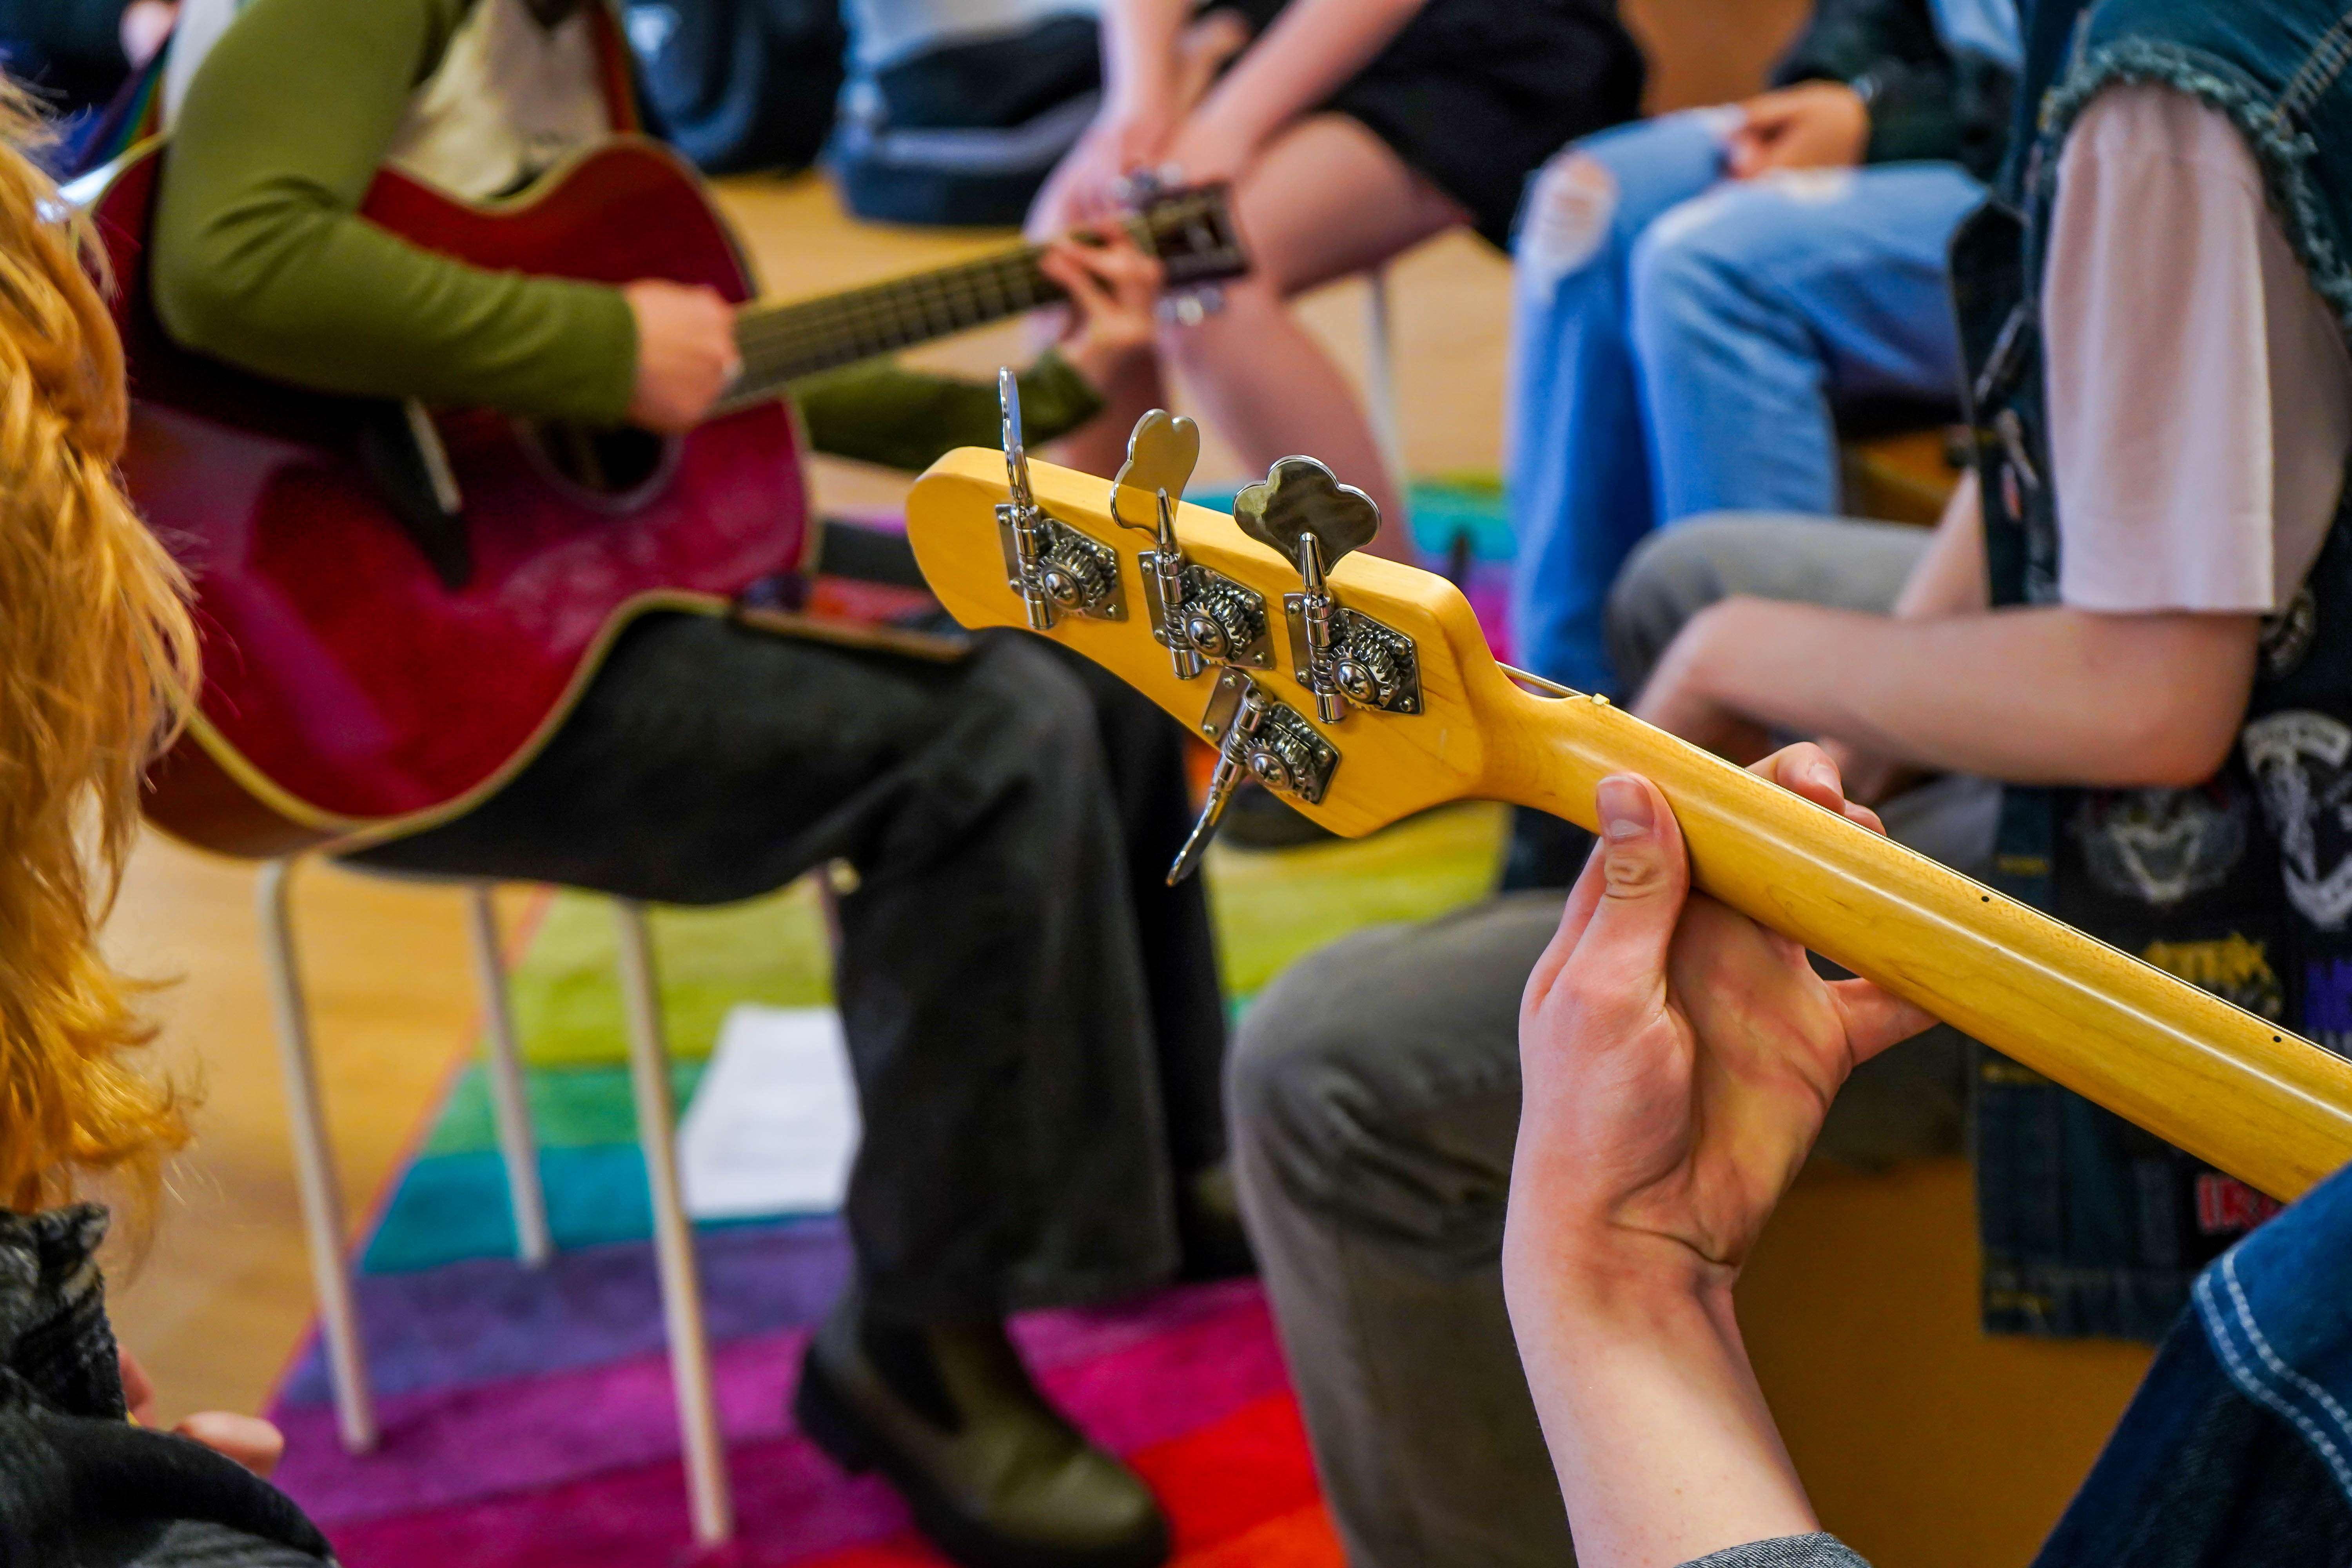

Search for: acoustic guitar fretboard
xmin=721 ymin=241 xmax=1087 ymax=410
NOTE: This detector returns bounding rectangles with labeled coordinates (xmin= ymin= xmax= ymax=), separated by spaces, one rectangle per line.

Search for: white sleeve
xmin=2042 ymin=84 xmax=2352 ymax=614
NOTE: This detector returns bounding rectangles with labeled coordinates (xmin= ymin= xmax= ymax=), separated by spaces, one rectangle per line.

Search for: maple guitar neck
xmin=900 ymin=447 xmax=2352 ymax=1203
xmin=1472 ymin=675 xmax=2352 ymax=1203
xmin=718 ymin=222 xmax=1139 ymax=411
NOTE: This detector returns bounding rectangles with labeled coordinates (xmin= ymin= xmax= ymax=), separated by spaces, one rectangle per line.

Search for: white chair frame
xmin=256 ymin=859 xmax=733 ymax=1545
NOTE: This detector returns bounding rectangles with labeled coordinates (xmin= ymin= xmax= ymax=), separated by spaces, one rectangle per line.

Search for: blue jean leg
xmin=1506 ymin=110 xmax=1733 ymax=695
xmin=1630 ymin=162 xmax=1987 ymax=521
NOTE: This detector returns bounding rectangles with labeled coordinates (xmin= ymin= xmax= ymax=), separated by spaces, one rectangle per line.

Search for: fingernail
xmin=1808 ymin=760 xmax=1839 ymax=793
xmin=1597 ymin=776 xmax=1653 ymax=841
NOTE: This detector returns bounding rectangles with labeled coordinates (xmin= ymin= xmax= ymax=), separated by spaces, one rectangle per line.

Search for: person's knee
xmin=1229 ymin=930 xmax=1520 ymax=1263
xmin=1514 ymin=150 xmax=1633 ymax=284
xmin=1626 ymin=195 xmax=1755 ymax=352
xmin=1603 ymin=520 xmax=1740 ymax=695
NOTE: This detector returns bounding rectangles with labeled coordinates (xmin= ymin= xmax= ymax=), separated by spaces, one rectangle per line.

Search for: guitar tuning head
xmin=998 ymin=367 xmax=1033 ymax=514
xmin=1233 ymin=456 xmax=1381 ymax=583
xmin=1112 ymin=162 xmax=1186 ymax=211
xmin=1110 ymin=408 xmax=1200 ymax=533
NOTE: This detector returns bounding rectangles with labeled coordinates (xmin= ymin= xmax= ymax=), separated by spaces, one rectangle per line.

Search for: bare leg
xmin=1164 ymin=114 xmax=1464 ymax=555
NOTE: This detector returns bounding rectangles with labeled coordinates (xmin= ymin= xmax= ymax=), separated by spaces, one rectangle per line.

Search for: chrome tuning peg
xmin=1167 ymin=671 xmax=1339 ymax=885
xmin=1114 ymin=409 xmax=1270 ymax=681
xmin=995 ymin=368 xmax=1125 ymax=631
xmin=1109 ymin=408 xmax=1200 ymax=532
xmin=1234 ymin=457 xmax=1419 ymax=723
xmin=1114 ymin=410 xmax=1207 ymax=680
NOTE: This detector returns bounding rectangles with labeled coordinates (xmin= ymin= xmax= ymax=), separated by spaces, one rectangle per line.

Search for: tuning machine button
xmin=1233 ymin=456 xmax=1421 ymax=719
xmin=995 ymin=369 xmax=1125 ymax=626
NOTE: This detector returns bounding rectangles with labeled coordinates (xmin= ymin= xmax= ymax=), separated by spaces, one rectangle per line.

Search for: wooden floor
xmin=108 ymin=168 xmax=2149 ymax=1567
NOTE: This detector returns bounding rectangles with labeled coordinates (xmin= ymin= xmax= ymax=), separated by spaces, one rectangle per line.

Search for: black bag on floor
xmin=625 ymin=0 xmax=848 ymax=175
xmin=830 ymin=11 xmax=1100 ymax=228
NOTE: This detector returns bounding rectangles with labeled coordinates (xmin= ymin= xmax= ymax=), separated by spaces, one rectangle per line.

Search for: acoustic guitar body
xmin=89 ymin=141 xmax=809 ymax=857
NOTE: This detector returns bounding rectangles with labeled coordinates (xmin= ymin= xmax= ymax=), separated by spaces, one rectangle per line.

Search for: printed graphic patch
xmin=2245 ymin=711 xmax=2352 ymax=929
xmin=2262 ymin=587 xmax=2319 ymax=678
xmin=2141 ymin=934 xmax=2285 ymax=1020
xmin=2194 ymin=1172 xmax=2283 ymax=1236
xmin=2073 ymin=788 xmax=2248 ymax=908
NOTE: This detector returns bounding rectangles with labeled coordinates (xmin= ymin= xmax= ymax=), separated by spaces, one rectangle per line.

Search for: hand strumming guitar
xmin=624 ymin=279 xmax=741 ymax=434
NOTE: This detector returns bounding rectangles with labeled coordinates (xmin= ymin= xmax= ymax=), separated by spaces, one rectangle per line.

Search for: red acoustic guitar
xmin=72 ymin=138 xmax=1246 ymax=858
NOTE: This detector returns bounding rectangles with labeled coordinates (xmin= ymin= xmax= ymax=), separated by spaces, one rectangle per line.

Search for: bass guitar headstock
xmin=910 ymin=378 xmax=1528 ymax=880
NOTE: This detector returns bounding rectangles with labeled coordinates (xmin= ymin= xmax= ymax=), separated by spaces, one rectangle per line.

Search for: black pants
xmin=351 ymin=613 xmax=1226 ymax=1321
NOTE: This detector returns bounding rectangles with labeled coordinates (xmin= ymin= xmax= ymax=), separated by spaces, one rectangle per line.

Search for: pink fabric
xmin=273 ymin=1282 xmax=1283 ymax=1533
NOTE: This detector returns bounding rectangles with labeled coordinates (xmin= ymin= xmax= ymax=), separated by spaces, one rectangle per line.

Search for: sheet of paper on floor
xmin=679 ymin=1004 xmax=861 ymax=1219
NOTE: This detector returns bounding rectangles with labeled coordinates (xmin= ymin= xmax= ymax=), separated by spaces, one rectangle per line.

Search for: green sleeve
xmin=150 ymin=0 xmax=639 ymax=422
xmin=791 ymin=349 xmax=1106 ymax=473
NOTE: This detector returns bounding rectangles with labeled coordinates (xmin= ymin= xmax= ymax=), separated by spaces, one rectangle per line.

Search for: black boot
xmin=794 ymin=1292 xmax=1170 ymax=1568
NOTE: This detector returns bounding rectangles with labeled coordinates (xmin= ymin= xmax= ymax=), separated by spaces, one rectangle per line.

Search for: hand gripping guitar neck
xmin=896 ymin=382 xmax=2352 ymax=1209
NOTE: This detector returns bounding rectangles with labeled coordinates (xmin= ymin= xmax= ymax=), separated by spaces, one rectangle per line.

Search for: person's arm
xmin=1158 ymin=0 xmax=1429 ymax=187
xmin=1889 ymin=472 xmax=1988 ymax=619
xmin=1767 ymin=0 xmax=2005 ymax=171
xmin=795 ymin=351 xmax=1104 ymax=473
xmin=1506 ymin=745 xmax=1917 ymax=1568
xmin=1632 ymin=595 xmax=2258 ymax=787
xmin=150 ymin=0 xmax=641 ymax=422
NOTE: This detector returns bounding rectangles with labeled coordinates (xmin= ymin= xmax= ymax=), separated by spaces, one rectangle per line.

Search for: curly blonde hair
xmin=0 ymin=91 xmax=200 ymax=1213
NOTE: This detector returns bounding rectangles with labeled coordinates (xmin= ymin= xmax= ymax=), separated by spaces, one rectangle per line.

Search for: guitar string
xmin=730 ymin=249 xmax=1061 ymax=391
xmin=731 ymin=200 xmax=1198 ymax=369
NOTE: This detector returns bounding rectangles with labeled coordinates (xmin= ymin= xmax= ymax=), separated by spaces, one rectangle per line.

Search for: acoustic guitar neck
xmin=722 ymin=245 xmax=1070 ymax=406
xmin=717 ymin=193 xmax=1245 ymax=411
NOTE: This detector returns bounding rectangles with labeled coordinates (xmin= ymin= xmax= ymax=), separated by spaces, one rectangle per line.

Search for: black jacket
xmin=1772 ymin=0 xmax=2016 ymax=181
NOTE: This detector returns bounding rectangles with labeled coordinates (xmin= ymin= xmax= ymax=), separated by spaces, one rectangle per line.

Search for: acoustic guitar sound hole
xmin=524 ymin=421 xmax=677 ymax=508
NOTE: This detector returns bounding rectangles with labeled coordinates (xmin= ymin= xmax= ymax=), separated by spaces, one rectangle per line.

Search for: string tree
xmin=1109 ymin=409 xmax=1270 ymax=680
xmin=1232 ymin=456 xmax=1421 ymax=722
xmin=994 ymin=369 xmax=1124 ymax=630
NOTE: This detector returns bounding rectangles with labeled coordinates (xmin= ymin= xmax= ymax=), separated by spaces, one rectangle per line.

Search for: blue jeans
xmin=1505 ymin=110 xmax=1987 ymax=694
xmin=2031 ymin=1154 xmax=2352 ymax=1566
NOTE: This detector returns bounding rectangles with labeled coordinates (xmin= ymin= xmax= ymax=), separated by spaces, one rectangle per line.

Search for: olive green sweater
xmin=149 ymin=0 xmax=1100 ymax=469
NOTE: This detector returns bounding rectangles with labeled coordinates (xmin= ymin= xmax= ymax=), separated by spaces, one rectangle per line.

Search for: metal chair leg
xmin=467 ymin=885 xmax=552 ymax=1267
xmin=257 ymin=858 xmax=379 ymax=1455
xmin=613 ymin=900 xmax=733 ymax=1545
xmin=1365 ymin=264 xmax=1406 ymax=487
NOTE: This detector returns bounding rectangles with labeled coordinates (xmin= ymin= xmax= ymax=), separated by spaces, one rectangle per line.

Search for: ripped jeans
xmin=1505 ymin=109 xmax=1985 ymax=695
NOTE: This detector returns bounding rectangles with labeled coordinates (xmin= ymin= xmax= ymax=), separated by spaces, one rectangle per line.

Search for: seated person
xmin=1229 ymin=1 xmax=2348 ymax=1561
xmin=151 ymin=3 xmax=1233 ymax=1563
xmin=0 ymin=81 xmax=319 ymax=1563
xmin=1512 ymin=753 xmax=2352 ymax=1568
xmin=1508 ymin=0 xmax=2019 ymax=702
xmin=1029 ymin=0 xmax=1645 ymax=543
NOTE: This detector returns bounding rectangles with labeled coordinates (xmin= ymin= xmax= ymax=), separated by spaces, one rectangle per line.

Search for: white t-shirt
xmin=164 ymin=0 xmax=612 ymax=202
xmin=2044 ymin=84 xmax=2352 ymax=614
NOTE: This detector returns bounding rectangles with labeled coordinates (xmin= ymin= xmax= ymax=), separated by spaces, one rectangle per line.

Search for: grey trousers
xmin=1230 ymin=515 xmax=1996 ymax=1568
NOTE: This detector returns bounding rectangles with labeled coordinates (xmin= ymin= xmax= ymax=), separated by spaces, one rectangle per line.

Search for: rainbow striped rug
xmin=265 ymin=793 xmax=1509 ymax=1564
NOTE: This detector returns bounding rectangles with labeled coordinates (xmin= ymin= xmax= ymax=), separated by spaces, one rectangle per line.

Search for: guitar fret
xmin=726 ymin=228 xmax=1134 ymax=397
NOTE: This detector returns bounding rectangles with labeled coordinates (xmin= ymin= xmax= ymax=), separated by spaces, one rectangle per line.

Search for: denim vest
xmin=1958 ymin=0 xmax=2352 ymax=1341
